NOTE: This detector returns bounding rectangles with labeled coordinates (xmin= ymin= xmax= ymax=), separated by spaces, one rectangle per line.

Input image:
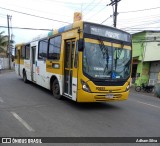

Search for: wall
xmin=132 ymin=32 xmax=146 ymax=60
xmin=135 ymin=62 xmax=150 ymax=86
xmin=132 ymin=31 xmax=160 ymax=86
xmin=143 ymin=32 xmax=160 ymax=61
xmin=132 ymin=32 xmax=147 ymax=85
xmin=0 ymin=58 xmax=9 ymax=69
xmin=149 ymin=61 xmax=160 ymax=85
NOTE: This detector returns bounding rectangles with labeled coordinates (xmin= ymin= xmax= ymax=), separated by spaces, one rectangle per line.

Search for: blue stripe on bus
xmin=58 ymin=27 xmax=65 ymax=33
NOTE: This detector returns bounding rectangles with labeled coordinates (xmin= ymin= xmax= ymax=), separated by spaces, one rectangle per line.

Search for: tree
xmin=0 ymin=31 xmax=14 ymax=54
xmin=0 ymin=31 xmax=8 ymax=53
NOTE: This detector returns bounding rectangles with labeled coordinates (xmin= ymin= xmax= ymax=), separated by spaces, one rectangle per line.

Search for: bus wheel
xmin=135 ymin=86 xmax=141 ymax=92
xmin=52 ymin=79 xmax=61 ymax=99
xmin=23 ymin=70 xmax=28 ymax=83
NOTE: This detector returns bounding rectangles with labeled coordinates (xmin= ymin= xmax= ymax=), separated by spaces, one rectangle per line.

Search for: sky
xmin=0 ymin=0 xmax=160 ymax=44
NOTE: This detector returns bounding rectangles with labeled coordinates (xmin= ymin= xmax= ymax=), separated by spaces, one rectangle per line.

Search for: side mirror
xmin=78 ymin=39 xmax=84 ymax=51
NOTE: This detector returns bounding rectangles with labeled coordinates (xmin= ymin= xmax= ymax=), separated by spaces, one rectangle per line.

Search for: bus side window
xmin=21 ymin=46 xmax=25 ymax=59
xmin=15 ymin=47 xmax=17 ymax=59
xmin=38 ymin=39 xmax=48 ymax=60
xmin=48 ymin=36 xmax=61 ymax=60
xmin=25 ymin=44 xmax=30 ymax=60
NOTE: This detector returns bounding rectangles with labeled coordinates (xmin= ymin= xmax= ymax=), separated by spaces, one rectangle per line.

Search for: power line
xmin=121 ymin=20 xmax=160 ymax=30
xmin=101 ymin=15 xmax=112 ymax=24
xmin=85 ymin=5 xmax=107 ymax=21
xmin=0 ymin=6 xmax=71 ymax=24
xmin=125 ymin=30 xmax=160 ymax=32
xmin=39 ymin=0 xmax=105 ymax=5
xmin=119 ymin=6 xmax=160 ymax=14
xmin=0 ymin=25 xmax=52 ymax=31
xmin=118 ymin=18 xmax=160 ymax=29
xmin=0 ymin=13 xmax=7 ymax=19
xmin=100 ymin=6 xmax=160 ymax=28
xmin=83 ymin=0 xmax=103 ymax=17
xmin=0 ymin=13 xmax=6 ymax=16
xmin=82 ymin=0 xmax=95 ymax=12
xmin=125 ymin=27 xmax=160 ymax=30
xmin=0 ymin=2 xmax=72 ymax=17
xmin=0 ymin=16 xmax=6 ymax=19
xmin=118 ymin=14 xmax=160 ymax=23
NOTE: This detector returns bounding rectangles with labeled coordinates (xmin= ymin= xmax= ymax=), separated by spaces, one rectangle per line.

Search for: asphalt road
xmin=0 ymin=71 xmax=160 ymax=145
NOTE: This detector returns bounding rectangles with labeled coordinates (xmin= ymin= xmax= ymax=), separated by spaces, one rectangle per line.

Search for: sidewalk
xmin=0 ymin=69 xmax=14 ymax=74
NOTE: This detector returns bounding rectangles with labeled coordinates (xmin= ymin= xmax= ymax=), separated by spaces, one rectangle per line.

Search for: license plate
xmin=106 ymin=94 xmax=114 ymax=98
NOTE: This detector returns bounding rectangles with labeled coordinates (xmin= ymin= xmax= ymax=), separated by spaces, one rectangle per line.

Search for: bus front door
xmin=64 ymin=39 xmax=77 ymax=100
xmin=31 ymin=46 xmax=36 ymax=82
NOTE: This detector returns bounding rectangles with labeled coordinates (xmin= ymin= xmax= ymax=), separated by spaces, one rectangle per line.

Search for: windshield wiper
xmin=84 ymin=49 xmax=90 ymax=72
xmin=98 ymin=38 xmax=109 ymax=71
xmin=114 ymin=43 xmax=123 ymax=70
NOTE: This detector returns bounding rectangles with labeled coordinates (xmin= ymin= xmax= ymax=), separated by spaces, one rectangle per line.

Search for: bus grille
xmin=105 ymin=89 xmax=121 ymax=92
xmin=94 ymin=94 xmax=122 ymax=101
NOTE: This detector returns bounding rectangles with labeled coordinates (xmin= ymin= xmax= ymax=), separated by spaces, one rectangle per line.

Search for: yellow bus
xmin=15 ymin=21 xmax=132 ymax=102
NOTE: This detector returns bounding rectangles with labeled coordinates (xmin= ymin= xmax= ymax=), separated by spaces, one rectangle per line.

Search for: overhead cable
xmin=0 ymin=25 xmax=52 ymax=31
xmin=101 ymin=15 xmax=113 ymax=24
xmin=0 ymin=6 xmax=71 ymax=24
xmin=120 ymin=6 xmax=160 ymax=14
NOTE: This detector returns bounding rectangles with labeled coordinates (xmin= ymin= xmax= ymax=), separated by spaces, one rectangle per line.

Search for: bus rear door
xmin=31 ymin=46 xmax=36 ymax=82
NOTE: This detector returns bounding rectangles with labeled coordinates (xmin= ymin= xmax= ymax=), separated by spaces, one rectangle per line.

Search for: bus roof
xmin=16 ymin=21 xmax=131 ymax=45
xmin=15 ymin=43 xmax=25 ymax=47
xmin=48 ymin=21 xmax=83 ymax=37
xmin=48 ymin=21 xmax=131 ymax=42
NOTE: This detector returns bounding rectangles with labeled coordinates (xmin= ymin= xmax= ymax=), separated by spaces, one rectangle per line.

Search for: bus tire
xmin=23 ymin=70 xmax=28 ymax=83
xmin=135 ymin=86 xmax=141 ymax=92
xmin=52 ymin=79 xmax=62 ymax=99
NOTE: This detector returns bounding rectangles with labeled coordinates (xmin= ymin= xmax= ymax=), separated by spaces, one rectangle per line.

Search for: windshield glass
xmin=83 ymin=42 xmax=131 ymax=80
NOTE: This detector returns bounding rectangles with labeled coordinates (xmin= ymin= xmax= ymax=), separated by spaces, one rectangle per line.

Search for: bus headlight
xmin=81 ymin=79 xmax=91 ymax=92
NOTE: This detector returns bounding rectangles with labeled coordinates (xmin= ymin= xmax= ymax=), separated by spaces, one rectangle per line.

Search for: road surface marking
xmin=0 ymin=97 xmax=4 ymax=103
xmin=11 ymin=112 xmax=35 ymax=132
xmin=137 ymin=101 xmax=160 ymax=109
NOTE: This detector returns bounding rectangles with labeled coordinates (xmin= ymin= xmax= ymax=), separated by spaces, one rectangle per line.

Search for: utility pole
xmin=7 ymin=15 xmax=11 ymax=69
xmin=114 ymin=0 xmax=118 ymax=28
xmin=107 ymin=0 xmax=121 ymax=27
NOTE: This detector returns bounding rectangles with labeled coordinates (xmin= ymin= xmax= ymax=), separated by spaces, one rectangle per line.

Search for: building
xmin=132 ymin=31 xmax=160 ymax=86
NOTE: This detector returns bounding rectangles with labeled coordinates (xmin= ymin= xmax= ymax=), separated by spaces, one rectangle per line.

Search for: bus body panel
xmin=36 ymin=60 xmax=49 ymax=89
xmin=24 ymin=59 xmax=31 ymax=81
xmin=15 ymin=21 xmax=132 ymax=103
xmin=20 ymin=63 xmax=24 ymax=78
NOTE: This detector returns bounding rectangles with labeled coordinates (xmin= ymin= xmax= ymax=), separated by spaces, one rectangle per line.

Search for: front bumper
xmin=77 ymin=89 xmax=129 ymax=102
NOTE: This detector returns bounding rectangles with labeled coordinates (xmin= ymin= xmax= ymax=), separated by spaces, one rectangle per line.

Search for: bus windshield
xmin=83 ymin=42 xmax=131 ymax=80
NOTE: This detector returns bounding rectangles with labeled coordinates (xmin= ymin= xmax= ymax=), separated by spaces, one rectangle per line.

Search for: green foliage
xmin=0 ymin=31 xmax=14 ymax=53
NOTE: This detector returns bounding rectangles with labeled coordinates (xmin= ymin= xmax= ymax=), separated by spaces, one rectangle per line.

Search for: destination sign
xmin=84 ymin=23 xmax=131 ymax=42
